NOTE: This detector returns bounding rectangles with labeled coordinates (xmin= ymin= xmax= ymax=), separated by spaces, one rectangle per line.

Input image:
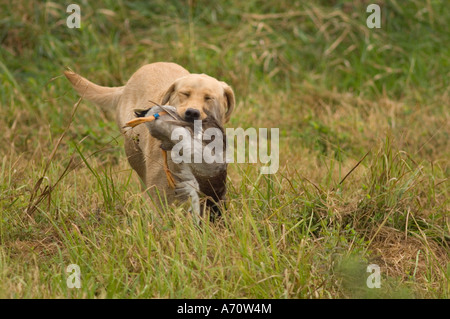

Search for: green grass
xmin=0 ymin=0 xmax=448 ymax=298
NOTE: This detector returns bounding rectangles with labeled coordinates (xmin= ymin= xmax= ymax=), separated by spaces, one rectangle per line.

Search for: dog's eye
xmin=180 ymin=92 xmax=190 ymax=97
xmin=204 ymin=96 xmax=213 ymax=101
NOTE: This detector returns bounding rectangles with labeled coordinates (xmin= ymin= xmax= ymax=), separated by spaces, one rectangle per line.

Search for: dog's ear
xmin=221 ymin=82 xmax=235 ymax=123
xmin=161 ymin=82 xmax=177 ymax=105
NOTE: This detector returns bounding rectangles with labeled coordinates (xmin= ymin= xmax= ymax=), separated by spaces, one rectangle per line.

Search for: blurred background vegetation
xmin=0 ymin=0 xmax=448 ymax=298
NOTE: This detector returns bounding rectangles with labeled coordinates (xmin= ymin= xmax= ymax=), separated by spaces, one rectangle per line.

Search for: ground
xmin=0 ymin=0 xmax=448 ymax=298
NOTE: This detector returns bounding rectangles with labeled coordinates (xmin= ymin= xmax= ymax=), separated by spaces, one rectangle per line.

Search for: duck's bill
xmin=124 ymin=111 xmax=167 ymax=128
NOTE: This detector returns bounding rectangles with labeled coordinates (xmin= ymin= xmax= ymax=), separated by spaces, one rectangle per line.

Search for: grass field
xmin=0 ymin=0 xmax=448 ymax=298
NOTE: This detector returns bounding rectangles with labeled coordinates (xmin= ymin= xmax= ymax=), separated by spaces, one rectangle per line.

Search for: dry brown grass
xmin=0 ymin=0 xmax=448 ymax=298
xmin=370 ymin=226 xmax=448 ymax=286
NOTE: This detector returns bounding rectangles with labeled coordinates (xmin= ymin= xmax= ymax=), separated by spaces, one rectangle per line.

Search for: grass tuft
xmin=0 ymin=0 xmax=448 ymax=298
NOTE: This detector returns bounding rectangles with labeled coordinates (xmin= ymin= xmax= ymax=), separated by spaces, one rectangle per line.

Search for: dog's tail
xmin=64 ymin=70 xmax=124 ymax=112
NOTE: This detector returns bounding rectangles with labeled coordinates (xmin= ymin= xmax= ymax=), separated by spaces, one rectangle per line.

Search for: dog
xmin=64 ymin=62 xmax=234 ymax=217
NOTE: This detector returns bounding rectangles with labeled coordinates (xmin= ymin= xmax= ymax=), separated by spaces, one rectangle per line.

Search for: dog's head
xmin=161 ymin=74 xmax=235 ymax=124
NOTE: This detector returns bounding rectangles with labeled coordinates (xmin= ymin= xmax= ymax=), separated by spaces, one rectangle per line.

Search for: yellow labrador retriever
xmin=64 ymin=62 xmax=234 ymax=212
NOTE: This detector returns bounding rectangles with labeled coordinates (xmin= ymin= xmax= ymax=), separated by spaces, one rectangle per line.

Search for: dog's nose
xmin=185 ymin=108 xmax=200 ymax=121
